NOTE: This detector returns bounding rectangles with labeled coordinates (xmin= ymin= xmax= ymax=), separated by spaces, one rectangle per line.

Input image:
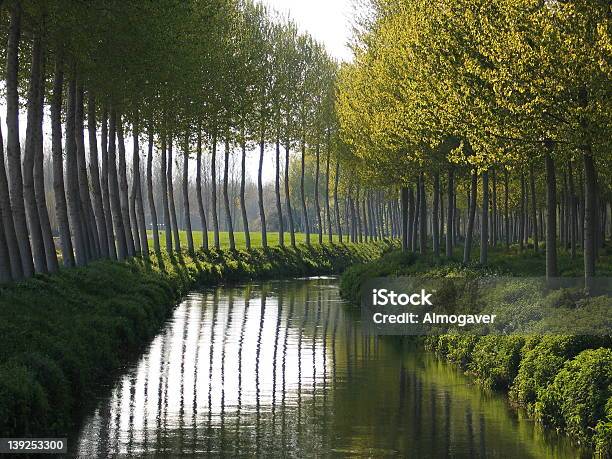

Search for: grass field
xmin=149 ymin=230 xmax=355 ymax=250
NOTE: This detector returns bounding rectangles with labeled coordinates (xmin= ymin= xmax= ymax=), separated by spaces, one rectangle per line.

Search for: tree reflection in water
xmin=71 ymin=278 xmax=583 ymax=458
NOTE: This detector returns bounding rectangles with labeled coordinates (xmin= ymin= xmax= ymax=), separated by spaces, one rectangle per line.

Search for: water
xmin=71 ymin=277 xmax=582 ymax=458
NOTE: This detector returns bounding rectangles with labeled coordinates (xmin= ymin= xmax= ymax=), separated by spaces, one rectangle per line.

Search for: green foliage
xmin=469 ymin=336 xmax=525 ymax=390
xmin=535 ymin=348 xmax=612 ymax=446
xmin=594 ymin=398 xmax=612 ymax=458
xmin=436 ymin=335 xmax=480 ymax=371
xmin=509 ymin=336 xmax=607 ymax=413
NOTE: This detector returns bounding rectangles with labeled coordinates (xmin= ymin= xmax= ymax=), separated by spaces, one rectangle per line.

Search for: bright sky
xmin=259 ymin=0 xmax=355 ymax=62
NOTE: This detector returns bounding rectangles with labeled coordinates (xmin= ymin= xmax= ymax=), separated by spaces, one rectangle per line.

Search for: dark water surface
xmin=71 ymin=277 xmax=581 ymax=458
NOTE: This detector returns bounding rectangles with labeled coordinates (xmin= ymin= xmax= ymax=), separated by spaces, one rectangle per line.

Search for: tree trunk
xmin=376 ymin=193 xmax=382 ymax=239
xmin=117 ymin=119 xmax=135 ymax=256
xmin=315 ymin=143 xmax=323 ymax=244
xmin=401 ymin=187 xmax=409 ymax=252
xmin=453 ymin=192 xmax=459 ymax=244
xmin=0 ymin=199 xmax=11 ymax=281
xmin=210 ymin=134 xmax=219 ymax=249
xmin=0 ymin=120 xmax=21 ymax=279
xmin=492 ymin=168 xmax=498 ymax=247
xmin=239 ymin=139 xmax=249 ymax=249
xmin=182 ymin=132 xmax=194 ymax=254
xmin=365 ymin=193 xmax=371 ymax=241
xmin=480 ymin=169 xmax=489 ymax=265
xmin=529 ymin=164 xmax=538 ymax=253
xmin=87 ymin=93 xmax=109 ymax=258
xmin=300 ymin=137 xmax=310 ymax=245
xmin=562 ymin=173 xmax=568 ymax=250
xmin=371 ymin=192 xmax=378 ymax=241
xmin=23 ymin=27 xmax=47 ymax=273
xmin=223 ymin=137 xmax=235 ymax=250
xmin=413 ymin=184 xmax=420 ymax=250
xmin=432 ymin=172 xmax=440 ymax=257
xmin=578 ymin=170 xmax=584 ymax=248
xmin=34 ymin=49 xmax=58 ymax=272
xmin=196 ymin=129 xmax=209 ymax=250
xmin=160 ymin=133 xmax=172 ymax=252
xmin=76 ymin=83 xmax=99 ymax=259
xmin=275 ymin=137 xmax=284 ymax=247
xmin=167 ymin=135 xmax=181 ymax=251
xmin=362 ymin=197 xmax=369 ymax=242
xmin=504 ymin=168 xmax=510 ymax=249
xmin=325 ymin=136 xmax=332 ymax=242
xmin=285 ymin=141 xmax=295 ymax=247
xmin=419 ymin=172 xmax=427 ymax=254
xmin=133 ymin=119 xmax=148 ymax=256
xmin=406 ymin=186 xmax=416 ymax=252
xmin=344 ymin=197 xmax=350 ymax=240
xmin=544 ymin=146 xmax=558 ymax=280
xmin=147 ymin=130 xmax=160 ymax=254
xmin=583 ymin=150 xmax=597 ymax=292
xmin=6 ymin=3 xmax=34 ymax=276
xmin=349 ymin=192 xmax=356 ymax=242
xmin=258 ymin=136 xmax=267 ymax=248
xmin=128 ymin=137 xmax=141 ymax=255
xmin=395 ymin=200 xmax=401 ymax=239
xmin=50 ymin=55 xmax=74 ymax=267
xmin=356 ymin=187 xmax=363 ymax=243
xmin=334 ymin=160 xmax=342 ymax=243
xmin=463 ymin=170 xmax=478 ymax=264
xmin=519 ymin=172 xmax=526 ymax=252
xmin=100 ymin=106 xmax=116 ymax=259
xmin=440 ymin=189 xmax=445 ymax=246
xmin=108 ymin=109 xmax=127 ymax=260
xmin=381 ymin=193 xmax=388 ymax=238
xmin=65 ymin=73 xmax=88 ymax=265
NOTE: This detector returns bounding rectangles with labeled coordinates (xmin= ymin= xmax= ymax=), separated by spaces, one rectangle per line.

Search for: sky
xmin=258 ymin=0 xmax=355 ymax=62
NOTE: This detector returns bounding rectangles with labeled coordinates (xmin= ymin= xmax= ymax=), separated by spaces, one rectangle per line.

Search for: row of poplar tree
xmin=337 ymin=0 xmax=611 ymax=290
xmin=0 ymin=0 xmax=400 ymax=284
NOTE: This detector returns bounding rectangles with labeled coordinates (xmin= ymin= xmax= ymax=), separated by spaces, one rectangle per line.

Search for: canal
xmin=71 ymin=277 xmax=581 ymax=457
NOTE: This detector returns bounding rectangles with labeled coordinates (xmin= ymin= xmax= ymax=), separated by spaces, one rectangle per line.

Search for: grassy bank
xmin=339 ymin=246 xmax=612 ymax=455
xmin=150 ymin=230 xmax=346 ymax=250
xmin=0 ymin=240 xmax=397 ymax=438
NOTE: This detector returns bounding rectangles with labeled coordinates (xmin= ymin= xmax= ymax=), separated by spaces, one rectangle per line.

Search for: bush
xmin=0 ymin=364 xmax=49 ymax=437
xmin=510 ymin=335 xmax=608 ymax=413
xmin=535 ymin=348 xmax=612 ymax=445
xmin=469 ymin=336 xmax=525 ymax=390
xmin=594 ymin=397 xmax=612 ymax=458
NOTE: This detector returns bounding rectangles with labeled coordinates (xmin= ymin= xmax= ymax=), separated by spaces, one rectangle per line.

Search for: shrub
xmin=469 ymin=336 xmax=525 ymax=390
xmin=510 ymin=335 xmax=608 ymax=413
xmin=0 ymin=364 xmax=49 ymax=437
xmin=594 ymin=397 xmax=612 ymax=457
xmin=535 ymin=348 xmax=612 ymax=445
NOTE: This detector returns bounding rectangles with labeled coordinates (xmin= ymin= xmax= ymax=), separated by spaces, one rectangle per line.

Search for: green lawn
xmin=148 ymin=230 xmax=355 ymax=250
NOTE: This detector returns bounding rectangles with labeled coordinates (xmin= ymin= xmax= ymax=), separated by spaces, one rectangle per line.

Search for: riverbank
xmin=339 ymin=247 xmax=612 ymax=456
xmin=0 ymin=240 xmax=397 ymax=438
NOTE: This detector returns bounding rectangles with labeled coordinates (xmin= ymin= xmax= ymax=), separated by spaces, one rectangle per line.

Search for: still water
xmin=72 ymin=277 xmax=581 ymax=458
